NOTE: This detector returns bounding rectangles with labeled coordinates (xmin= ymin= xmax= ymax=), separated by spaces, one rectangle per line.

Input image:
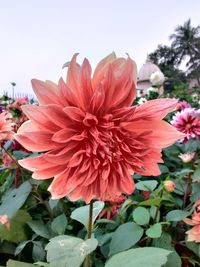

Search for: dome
xmin=137 ymin=58 xmax=161 ymax=82
xmin=136 ymin=58 xmax=164 ymax=95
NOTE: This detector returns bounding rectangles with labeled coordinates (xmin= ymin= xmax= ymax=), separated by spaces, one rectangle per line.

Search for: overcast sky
xmin=0 ymin=0 xmax=200 ymax=97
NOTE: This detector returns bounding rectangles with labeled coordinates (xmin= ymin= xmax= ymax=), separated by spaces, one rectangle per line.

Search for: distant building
xmin=137 ymin=58 xmax=164 ymax=95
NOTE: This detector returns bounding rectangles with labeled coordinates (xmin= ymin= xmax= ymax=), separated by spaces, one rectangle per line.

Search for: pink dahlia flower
xmin=15 ymin=53 xmax=183 ymax=203
xmin=0 ymin=111 xmax=14 ymax=141
xmin=176 ymin=101 xmax=191 ymax=111
xmin=171 ymin=108 xmax=200 ymax=141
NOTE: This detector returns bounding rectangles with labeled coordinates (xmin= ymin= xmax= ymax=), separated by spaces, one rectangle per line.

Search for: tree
xmin=149 ymin=45 xmax=187 ymax=92
xmin=170 ymin=19 xmax=200 ymax=85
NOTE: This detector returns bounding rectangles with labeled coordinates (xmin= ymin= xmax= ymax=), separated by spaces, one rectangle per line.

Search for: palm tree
xmin=170 ymin=19 xmax=200 ymax=85
xmin=170 ymin=19 xmax=200 ymax=63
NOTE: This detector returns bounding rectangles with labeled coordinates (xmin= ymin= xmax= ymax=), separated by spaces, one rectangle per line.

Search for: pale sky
xmin=0 ymin=0 xmax=200 ymax=97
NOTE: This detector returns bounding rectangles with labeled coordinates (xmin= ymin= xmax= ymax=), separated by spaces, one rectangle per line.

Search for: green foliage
xmin=51 ymin=214 xmax=68 ymax=235
xmin=7 ymin=260 xmax=36 ymax=267
xmin=132 ymin=207 xmax=150 ymax=225
xmin=166 ymin=210 xmax=191 ymax=221
xmin=109 ymin=222 xmax=143 ymax=256
xmin=0 ymin=181 xmax=32 ymax=217
xmin=105 ymin=247 xmax=172 ymax=267
xmin=46 ymin=236 xmax=98 ymax=267
xmin=27 ymin=220 xmax=51 ymax=239
xmin=70 ymin=201 xmax=104 ymax=230
xmin=136 ymin=180 xmax=158 ymax=191
xmin=146 ymin=223 xmax=162 ymax=239
xmin=0 ymin=210 xmax=31 ymax=243
xmin=152 ymin=233 xmax=182 ymax=267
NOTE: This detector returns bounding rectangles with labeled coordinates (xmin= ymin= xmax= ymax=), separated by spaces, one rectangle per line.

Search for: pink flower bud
xmin=0 ymin=214 xmax=10 ymax=229
xmin=164 ymin=180 xmax=176 ymax=192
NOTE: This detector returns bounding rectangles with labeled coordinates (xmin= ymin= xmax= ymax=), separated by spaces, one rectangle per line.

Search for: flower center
xmin=186 ymin=123 xmax=192 ymax=129
xmin=83 ymin=113 xmax=98 ymax=127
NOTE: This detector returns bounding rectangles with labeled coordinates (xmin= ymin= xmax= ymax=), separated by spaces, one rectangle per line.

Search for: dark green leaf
xmin=27 ymin=220 xmax=51 ymax=239
xmin=51 ymin=214 xmax=67 ymax=235
xmin=0 ymin=181 xmax=32 ymax=217
xmin=109 ymin=222 xmax=143 ymax=256
xmin=136 ymin=180 xmax=158 ymax=191
xmin=105 ymin=247 xmax=171 ymax=267
xmin=146 ymin=223 xmax=162 ymax=238
xmin=132 ymin=207 xmax=150 ymax=225
xmin=166 ymin=210 xmax=190 ymax=221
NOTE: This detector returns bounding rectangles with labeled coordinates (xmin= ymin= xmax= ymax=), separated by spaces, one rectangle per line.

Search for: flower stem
xmin=1 ymin=144 xmax=21 ymax=169
xmin=84 ymin=200 xmax=94 ymax=267
xmin=183 ymin=172 xmax=192 ymax=209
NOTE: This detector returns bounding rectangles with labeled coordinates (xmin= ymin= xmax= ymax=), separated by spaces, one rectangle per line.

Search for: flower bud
xmin=0 ymin=214 xmax=10 ymax=229
xmin=179 ymin=152 xmax=195 ymax=163
xmin=164 ymin=180 xmax=176 ymax=192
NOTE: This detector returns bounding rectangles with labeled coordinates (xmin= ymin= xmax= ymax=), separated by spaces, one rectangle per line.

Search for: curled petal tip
xmin=62 ymin=53 xmax=79 ymax=69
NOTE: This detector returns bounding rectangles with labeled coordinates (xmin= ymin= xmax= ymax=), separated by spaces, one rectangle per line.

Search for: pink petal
xmin=133 ymin=99 xmax=178 ymax=120
xmin=122 ymin=120 xmax=184 ymax=148
xmin=31 ymin=79 xmax=66 ymax=106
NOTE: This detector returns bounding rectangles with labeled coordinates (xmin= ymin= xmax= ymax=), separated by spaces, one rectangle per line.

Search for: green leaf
xmin=159 ymin=164 xmax=169 ymax=174
xmin=32 ymin=241 xmax=46 ymax=262
xmin=97 ymin=233 xmax=113 ymax=246
xmin=193 ymin=167 xmax=200 ymax=181
xmin=166 ymin=210 xmax=190 ymax=221
xmin=146 ymin=223 xmax=162 ymax=238
xmin=7 ymin=259 xmax=36 ymax=267
xmin=51 ymin=214 xmax=67 ymax=235
xmin=136 ymin=180 xmax=158 ymax=191
xmin=46 ymin=235 xmax=98 ymax=267
xmin=96 ymin=218 xmax=116 ymax=224
xmin=15 ymin=240 xmax=30 ymax=255
xmin=152 ymin=233 xmax=181 ymax=267
xmin=105 ymin=247 xmax=171 ymax=267
xmin=109 ymin=222 xmax=143 ymax=256
xmin=0 ymin=181 xmax=32 ymax=217
xmin=165 ymin=251 xmax=182 ymax=267
xmin=71 ymin=201 xmax=104 ymax=230
xmin=132 ymin=207 xmax=150 ymax=225
xmin=27 ymin=220 xmax=51 ymax=239
xmin=186 ymin=242 xmax=200 ymax=257
xmin=34 ymin=263 xmax=50 ymax=267
xmin=139 ymin=198 xmax=161 ymax=207
xmin=0 ymin=210 xmax=32 ymax=243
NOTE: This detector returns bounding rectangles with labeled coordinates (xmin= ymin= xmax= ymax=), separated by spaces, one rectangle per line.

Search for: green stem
xmin=33 ymin=186 xmax=54 ymax=220
xmin=84 ymin=200 xmax=94 ymax=267
xmin=154 ymin=189 xmax=163 ymax=223
xmin=182 ymin=172 xmax=192 ymax=209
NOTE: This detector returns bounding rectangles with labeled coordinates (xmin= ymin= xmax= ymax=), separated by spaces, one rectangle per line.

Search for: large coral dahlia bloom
xmin=15 ymin=53 xmax=183 ymax=203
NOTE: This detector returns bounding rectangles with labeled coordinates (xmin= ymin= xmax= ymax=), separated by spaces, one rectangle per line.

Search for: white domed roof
xmin=138 ymin=58 xmax=161 ymax=82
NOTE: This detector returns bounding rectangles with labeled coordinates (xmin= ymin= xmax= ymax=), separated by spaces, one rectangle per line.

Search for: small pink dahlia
xmin=15 ymin=53 xmax=183 ymax=203
xmin=176 ymin=101 xmax=191 ymax=111
xmin=171 ymin=108 xmax=200 ymax=141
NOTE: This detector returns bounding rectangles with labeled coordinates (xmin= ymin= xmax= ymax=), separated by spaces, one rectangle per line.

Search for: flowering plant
xmin=0 ymin=54 xmax=200 ymax=267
